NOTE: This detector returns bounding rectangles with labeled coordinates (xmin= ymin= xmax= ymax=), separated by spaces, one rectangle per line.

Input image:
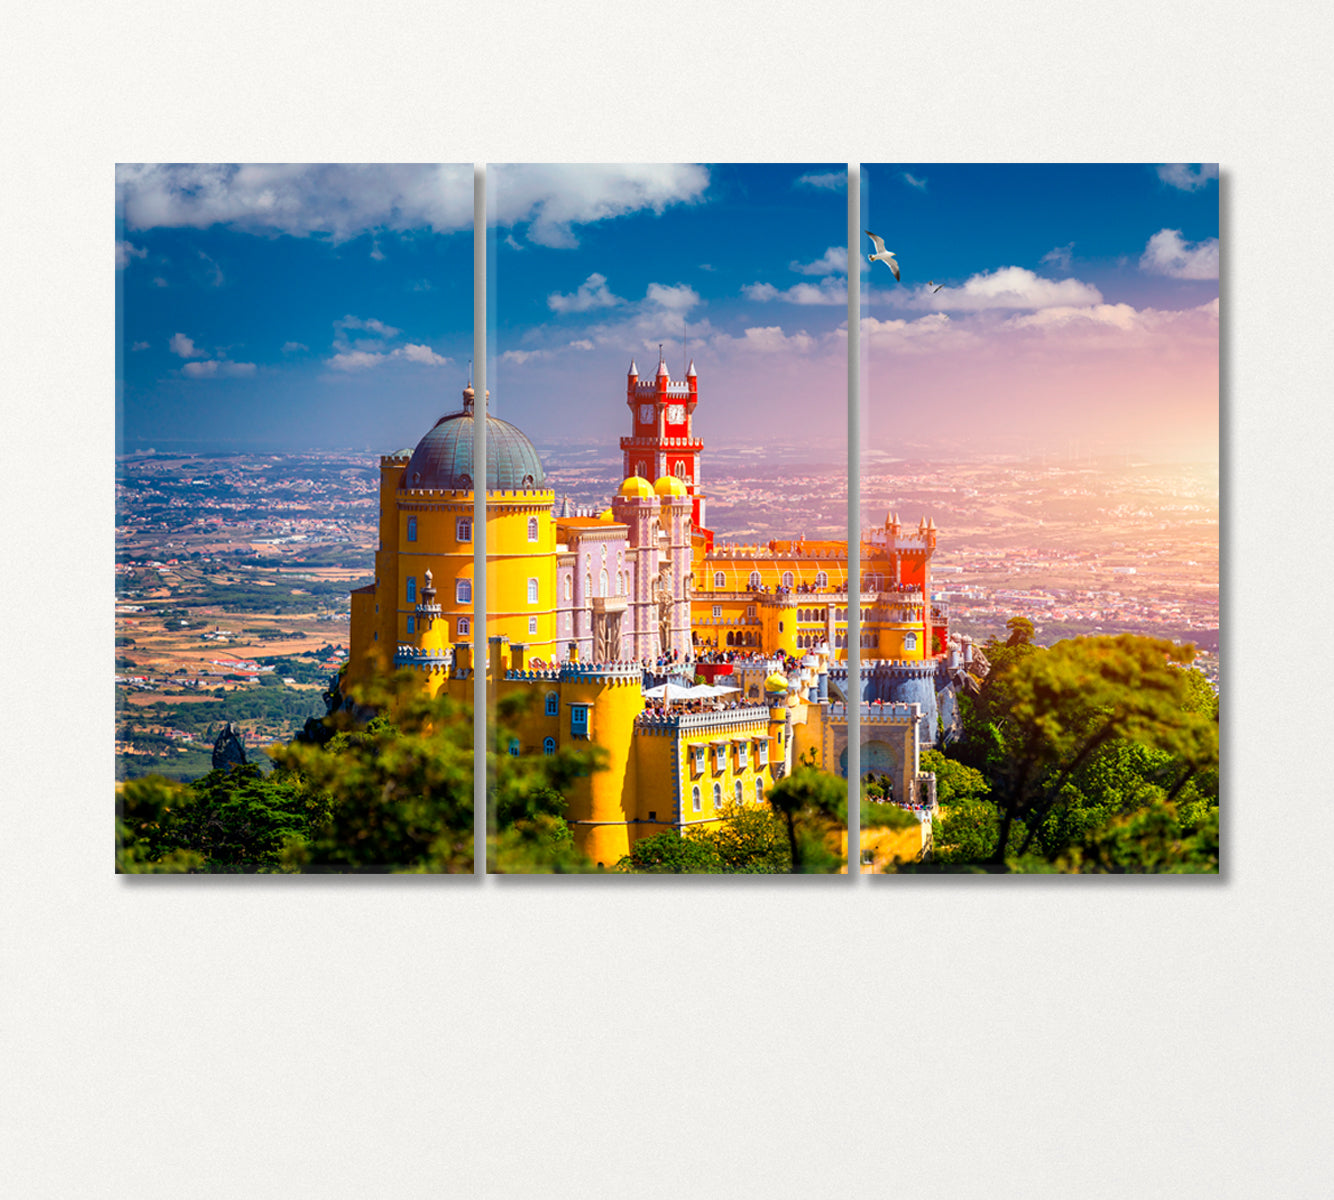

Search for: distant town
xmin=115 ymin=443 xmax=1218 ymax=780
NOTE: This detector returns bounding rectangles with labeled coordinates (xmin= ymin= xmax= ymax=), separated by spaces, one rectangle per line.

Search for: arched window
xmin=815 ymin=571 xmax=828 ymax=588
xmin=457 ymin=617 xmax=470 ymax=637
xmin=406 ymin=576 xmax=417 ymax=602
xmin=692 ymin=786 xmax=701 ymax=813
xmin=636 ymin=461 xmax=647 ymax=479
xmin=712 ymin=782 xmax=723 ymax=808
xmin=782 ymin=571 xmax=793 ymax=588
xmin=674 ymin=461 xmax=686 ymax=479
xmin=507 ymin=738 xmax=519 ymax=756
xmin=905 ymin=632 xmax=918 ymax=652
xmin=755 ymin=779 xmax=764 ymax=804
xmin=564 ymin=576 xmax=572 ymax=601
xmin=726 ymin=632 xmax=734 ymax=647
xmin=599 ymin=569 xmax=608 ymax=597
xmin=528 ymin=578 xmax=539 ymax=604
xmin=527 ymin=516 xmax=539 ymax=542
xmin=543 ymin=737 xmax=556 ymax=756
xmin=406 ymin=615 xmax=415 ymax=634
xmin=735 ymin=780 xmax=744 ymax=805
xmin=748 ymin=571 xmax=761 ymax=589
xmin=407 ymin=516 xmax=417 ymax=542
xmin=456 ymin=518 xmax=472 ymax=542
xmin=456 ymin=579 xmax=472 ymax=604
xmin=615 ymin=572 xmax=622 ymax=595
xmin=545 ymin=691 xmax=558 ymax=716
xmin=714 ymin=572 xmax=725 ymax=588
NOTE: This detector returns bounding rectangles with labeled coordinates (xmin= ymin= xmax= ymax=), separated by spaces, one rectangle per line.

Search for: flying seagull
xmin=927 ymin=280 xmax=944 ymax=293
xmin=863 ymin=230 xmax=900 ymax=281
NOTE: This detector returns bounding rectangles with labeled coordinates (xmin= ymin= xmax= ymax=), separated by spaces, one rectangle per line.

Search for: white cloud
xmin=794 ymin=170 xmax=845 ymax=191
xmin=335 ymin=314 xmax=400 ymax=338
xmin=116 ymin=240 xmax=146 ymax=268
xmin=729 ymin=326 xmax=815 ymax=353
xmin=501 ymin=349 xmax=545 ymax=365
xmin=645 ymin=282 xmax=700 ymax=312
xmin=900 ymin=172 xmax=927 ymax=191
xmin=548 ymin=272 xmax=625 ymax=314
xmin=281 ymin=341 xmax=308 ymax=354
xmin=860 ymin=313 xmax=969 ymax=353
xmin=1040 ymin=243 xmax=1074 ymax=271
xmin=170 ymin=332 xmax=203 ymax=358
xmin=790 ymin=246 xmax=848 ymax=276
xmin=1139 ymin=228 xmax=1219 ymax=280
xmin=742 ymin=278 xmax=846 ymax=306
xmin=490 ymin=163 xmax=709 ymax=248
xmin=896 ymin=266 xmax=1104 ymax=311
xmin=152 ymin=276 xmax=168 ymax=288
xmin=182 ymin=359 xmax=256 ymax=378
xmin=503 ymin=233 xmax=523 ymax=251
xmin=116 ymin=163 xmax=473 ymax=239
xmin=131 ymin=341 xmax=150 ymax=351
xmin=568 ymin=339 xmax=594 ymax=351
xmin=328 ymin=343 xmax=449 ymax=371
xmin=1006 ymin=303 xmax=1144 ymax=333
xmin=327 ymin=350 xmax=387 ymax=371
xmin=1157 ymin=163 xmax=1219 ymax=191
xmin=400 ymin=343 xmax=448 ymax=366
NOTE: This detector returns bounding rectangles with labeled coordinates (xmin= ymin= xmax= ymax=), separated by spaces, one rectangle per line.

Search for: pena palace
xmin=344 ymin=355 xmax=981 ymax=867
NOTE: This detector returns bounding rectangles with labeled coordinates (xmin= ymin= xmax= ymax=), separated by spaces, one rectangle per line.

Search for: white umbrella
xmin=643 ymin=680 xmax=696 ymax=709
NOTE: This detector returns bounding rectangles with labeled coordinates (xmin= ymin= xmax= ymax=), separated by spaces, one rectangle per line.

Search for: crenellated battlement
xmin=634 ymin=705 xmax=771 ymax=734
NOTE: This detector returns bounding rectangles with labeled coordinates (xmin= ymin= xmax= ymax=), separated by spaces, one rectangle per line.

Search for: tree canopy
xmin=931 ymin=631 xmax=1219 ymax=872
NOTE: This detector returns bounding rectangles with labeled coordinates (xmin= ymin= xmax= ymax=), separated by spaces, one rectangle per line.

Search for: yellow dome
xmin=764 ymin=672 xmax=790 ymax=692
xmin=617 ymin=475 xmax=655 ymax=500
xmin=654 ymin=474 xmax=688 ymax=498
xmin=597 ymin=508 xmax=615 ymax=523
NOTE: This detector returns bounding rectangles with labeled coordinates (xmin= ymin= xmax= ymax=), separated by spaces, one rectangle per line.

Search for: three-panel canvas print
xmin=115 ymin=163 xmax=1220 ymax=874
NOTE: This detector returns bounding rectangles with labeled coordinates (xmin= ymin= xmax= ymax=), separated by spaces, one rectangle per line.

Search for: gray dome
xmin=401 ymin=389 xmax=545 ymax=492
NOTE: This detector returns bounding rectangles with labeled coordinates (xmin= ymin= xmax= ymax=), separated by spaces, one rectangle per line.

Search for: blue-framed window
xmin=406 ymin=615 xmax=415 ymax=634
xmin=507 ymin=738 xmax=519 ymax=756
xmin=456 ymin=518 xmax=472 ymax=542
xmin=456 ymin=579 xmax=472 ymax=604
xmin=406 ymin=576 xmax=416 ymax=602
xmin=544 ymin=691 xmax=559 ymax=716
xmin=543 ymin=737 xmax=556 ymax=756
xmin=407 ymin=516 xmax=417 ymax=542
xmin=571 ymin=705 xmax=589 ymax=737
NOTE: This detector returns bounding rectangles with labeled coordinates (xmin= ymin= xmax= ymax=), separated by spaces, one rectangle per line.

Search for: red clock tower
xmin=621 ymin=350 xmax=707 ymax=530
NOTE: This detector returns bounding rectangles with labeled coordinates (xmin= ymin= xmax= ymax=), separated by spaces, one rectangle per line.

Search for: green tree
xmin=618 ymin=831 xmax=723 ymax=874
xmin=1005 ymin=615 xmax=1036 ymax=646
xmin=768 ymin=752 xmax=847 ymax=873
xmin=961 ymin=635 xmax=1218 ymax=867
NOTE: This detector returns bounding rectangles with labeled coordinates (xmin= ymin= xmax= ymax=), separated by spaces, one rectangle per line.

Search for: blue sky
xmin=117 ymin=163 xmax=1217 ymax=461
xmin=116 ymin=164 xmax=474 ymax=453
xmin=860 ymin=164 xmax=1219 ymax=460
xmin=116 ymin=164 xmax=850 ymax=456
xmin=488 ymin=163 xmax=847 ymax=447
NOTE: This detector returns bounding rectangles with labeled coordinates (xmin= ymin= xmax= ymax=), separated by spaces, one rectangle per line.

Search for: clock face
xmin=638 ymin=404 xmax=654 ymax=424
xmin=666 ymin=404 xmax=685 ymax=424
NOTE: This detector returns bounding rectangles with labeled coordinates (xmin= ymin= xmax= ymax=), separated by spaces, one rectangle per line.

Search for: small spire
xmin=686 ymin=359 xmax=696 ymax=377
xmin=629 ymin=358 xmax=638 ymax=376
xmin=657 ymin=344 xmax=668 ymax=376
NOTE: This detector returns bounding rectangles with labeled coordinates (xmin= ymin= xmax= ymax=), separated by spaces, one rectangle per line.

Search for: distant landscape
xmin=115 ymin=442 xmax=1218 ymax=782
